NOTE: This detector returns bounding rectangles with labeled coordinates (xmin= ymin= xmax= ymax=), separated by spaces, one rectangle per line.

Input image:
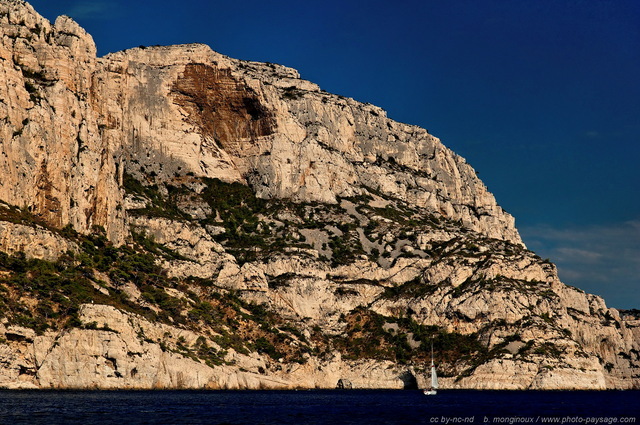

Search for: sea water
xmin=0 ymin=390 xmax=638 ymax=424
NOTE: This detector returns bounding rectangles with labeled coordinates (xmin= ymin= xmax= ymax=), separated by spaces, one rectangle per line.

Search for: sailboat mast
xmin=431 ymin=340 xmax=434 ymax=367
xmin=430 ymin=340 xmax=438 ymax=389
xmin=424 ymin=339 xmax=438 ymax=395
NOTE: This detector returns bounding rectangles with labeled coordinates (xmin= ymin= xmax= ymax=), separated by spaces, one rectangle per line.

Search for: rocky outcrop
xmin=103 ymin=42 xmax=521 ymax=244
xmin=0 ymin=220 xmax=77 ymax=261
xmin=0 ymin=1 xmax=126 ymax=243
xmin=0 ymin=304 xmax=423 ymax=389
xmin=128 ymin=216 xmax=233 ymax=280
xmin=0 ymin=0 xmax=638 ymax=390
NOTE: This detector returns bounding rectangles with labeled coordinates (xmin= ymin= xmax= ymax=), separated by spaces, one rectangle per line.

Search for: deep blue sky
xmin=28 ymin=0 xmax=640 ymax=309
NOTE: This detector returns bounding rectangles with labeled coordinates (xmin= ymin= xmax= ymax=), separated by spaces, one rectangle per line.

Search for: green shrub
xmin=253 ymin=337 xmax=283 ymax=360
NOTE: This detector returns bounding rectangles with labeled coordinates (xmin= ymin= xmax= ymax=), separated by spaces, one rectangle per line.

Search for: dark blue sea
xmin=0 ymin=390 xmax=638 ymax=425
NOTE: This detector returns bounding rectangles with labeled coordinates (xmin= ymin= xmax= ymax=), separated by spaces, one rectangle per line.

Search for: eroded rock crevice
xmin=171 ymin=63 xmax=276 ymax=156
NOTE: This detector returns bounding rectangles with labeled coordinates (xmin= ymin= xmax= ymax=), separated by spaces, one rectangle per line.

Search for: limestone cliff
xmin=0 ymin=0 xmax=638 ymax=390
xmin=0 ymin=1 xmax=126 ymax=243
xmin=1 ymin=0 xmax=520 ymax=245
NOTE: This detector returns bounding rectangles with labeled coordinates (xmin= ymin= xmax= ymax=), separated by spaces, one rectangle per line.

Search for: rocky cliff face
xmin=0 ymin=0 xmax=638 ymax=390
xmin=1 ymin=0 xmax=520 ymax=245
xmin=0 ymin=1 xmax=126 ymax=243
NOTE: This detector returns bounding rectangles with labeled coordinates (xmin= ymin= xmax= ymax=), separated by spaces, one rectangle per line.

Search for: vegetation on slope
xmin=0 ymin=221 xmax=313 ymax=366
xmin=0 ymin=174 xmax=608 ymax=380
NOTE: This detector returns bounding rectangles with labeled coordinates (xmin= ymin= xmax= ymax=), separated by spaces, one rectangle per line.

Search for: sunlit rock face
xmin=1 ymin=0 xmax=521 ymax=245
xmin=0 ymin=2 xmax=125 ymax=242
xmin=0 ymin=1 xmax=638 ymax=391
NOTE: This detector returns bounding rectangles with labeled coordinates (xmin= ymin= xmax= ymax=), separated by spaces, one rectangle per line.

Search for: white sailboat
xmin=423 ymin=342 xmax=438 ymax=395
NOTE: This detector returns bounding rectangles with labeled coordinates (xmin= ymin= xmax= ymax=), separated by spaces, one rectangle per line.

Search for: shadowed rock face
xmin=172 ymin=63 xmax=276 ymax=156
